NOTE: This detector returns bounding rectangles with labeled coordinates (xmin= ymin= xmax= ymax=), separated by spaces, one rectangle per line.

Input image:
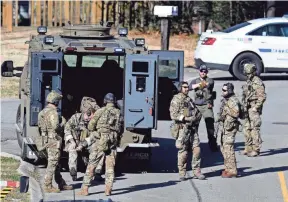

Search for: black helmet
xmin=223 ymin=82 xmax=234 ymax=95
xmin=177 ymin=81 xmax=189 ymax=92
xmin=103 ymin=93 xmax=116 ymax=104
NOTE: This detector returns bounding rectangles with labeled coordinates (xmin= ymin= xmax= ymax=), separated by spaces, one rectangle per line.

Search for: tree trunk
xmin=266 ymin=0 xmax=276 ymax=17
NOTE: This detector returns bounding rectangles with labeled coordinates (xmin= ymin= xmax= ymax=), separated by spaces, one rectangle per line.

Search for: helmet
xmin=223 ymin=82 xmax=234 ymax=95
xmin=177 ymin=81 xmax=189 ymax=92
xmin=103 ymin=93 xmax=116 ymax=104
xmin=46 ymin=90 xmax=62 ymax=105
xmin=80 ymin=96 xmax=99 ymax=115
xmin=244 ymin=63 xmax=256 ymax=75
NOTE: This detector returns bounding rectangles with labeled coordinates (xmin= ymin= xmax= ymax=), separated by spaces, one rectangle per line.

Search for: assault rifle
xmin=214 ymin=98 xmax=227 ymax=141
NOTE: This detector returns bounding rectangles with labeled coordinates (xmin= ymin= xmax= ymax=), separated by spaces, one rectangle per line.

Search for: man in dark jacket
xmin=189 ymin=65 xmax=218 ymax=152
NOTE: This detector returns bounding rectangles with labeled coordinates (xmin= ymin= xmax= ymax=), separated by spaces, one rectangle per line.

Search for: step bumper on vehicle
xmin=195 ymin=58 xmax=230 ymax=71
xmin=117 ymin=142 xmax=160 ymax=152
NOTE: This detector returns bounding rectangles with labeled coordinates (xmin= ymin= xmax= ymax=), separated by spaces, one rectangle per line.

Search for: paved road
xmin=1 ymin=69 xmax=288 ymax=202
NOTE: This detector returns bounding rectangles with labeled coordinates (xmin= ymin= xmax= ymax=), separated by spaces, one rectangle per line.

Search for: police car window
xmin=82 ymin=55 xmax=106 ymax=68
xmin=64 ymin=55 xmax=77 ymax=67
xmin=222 ymin=22 xmax=251 ymax=33
xmin=249 ymin=24 xmax=288 ymax=37
xmin=159 ymin=60 xmax=177 ymax=79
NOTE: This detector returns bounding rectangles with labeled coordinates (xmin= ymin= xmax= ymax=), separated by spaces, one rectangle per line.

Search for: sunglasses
xmin=200 ymin=70 xmax=208 ymax=73
xmin=222 ymin=88 xmax=227 ymax=92
xmin=182 ymin=86 xmax=189 ymax=89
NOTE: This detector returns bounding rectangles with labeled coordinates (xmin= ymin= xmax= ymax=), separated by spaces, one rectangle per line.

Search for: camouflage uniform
xmin=38 ymin=91 xmax=73 ymax=193
xmin=242 ymin=64 xmax=266 ymax=157
xmin=77 ymin=93 xmax=123 ymax=196
xmin=217 ymin=83 xmax=241 ymax=177
xmin=64 ymin=96 xmax=102 ymax=181
xmin=169 ymin=87 xmax=205 ymax=181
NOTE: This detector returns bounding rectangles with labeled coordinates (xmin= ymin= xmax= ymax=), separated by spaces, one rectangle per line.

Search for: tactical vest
xmin=96 ymin=107 xmax=121 ymax=133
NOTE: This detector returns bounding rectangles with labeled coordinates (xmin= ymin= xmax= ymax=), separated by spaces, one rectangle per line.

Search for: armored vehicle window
xmin=41 ymin=59 xmax=57 ymax=71
xmin=108 ymin=56 xmax=124 ymax=68
xmin=132 ymin=61 xmax=149 ymax=73
xmin=159 ymin=60 xmax=177 ymax=79
xmin=82 ymin=55 xmax=106 ymax=68
xmin=64 ymin=55 xmax=77 ymax=67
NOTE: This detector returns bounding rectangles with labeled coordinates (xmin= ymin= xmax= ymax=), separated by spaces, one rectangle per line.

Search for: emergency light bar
xmin=114 ymin=48 xmax=125 ymax=53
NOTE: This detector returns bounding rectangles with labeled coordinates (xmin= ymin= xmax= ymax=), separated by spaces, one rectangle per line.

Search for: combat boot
xmin=77 ymin=185 xmax=89 ymax=196
xmin=105 ymin=184 xmax=112 ymax=196
xmin=44 ymin=184 xmax=60 ymax=193
xmin=193 ymin=169 xmax=206 ymax=180
xmin=221 ymin=171 xmax=237 ymax=178
xmin=58 ymin=179 xmax=73 ymax=191
xmin=247 ymin=151 xmax=259 ymax=157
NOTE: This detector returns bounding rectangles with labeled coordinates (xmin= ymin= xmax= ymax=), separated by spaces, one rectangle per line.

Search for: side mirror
xmin=212 ymin=91 xmax=217 ymax=100
xmin=1 ymin=60 xmax=14 ymax=77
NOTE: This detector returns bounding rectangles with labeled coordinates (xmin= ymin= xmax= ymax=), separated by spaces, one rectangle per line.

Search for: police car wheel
xmin=232 ymin=52 xmax=262 ymax=81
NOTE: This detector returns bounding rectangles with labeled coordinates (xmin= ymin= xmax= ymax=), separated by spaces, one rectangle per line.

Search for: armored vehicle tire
xmin=16 ymin=104 xmax=23 ymax=149
xmin=232 ymin=52 xmax=262 ymax=81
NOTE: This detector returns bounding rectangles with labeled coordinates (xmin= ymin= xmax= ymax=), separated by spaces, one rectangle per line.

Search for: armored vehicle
xmin=1 ymin=22 xmax=184 ymax=172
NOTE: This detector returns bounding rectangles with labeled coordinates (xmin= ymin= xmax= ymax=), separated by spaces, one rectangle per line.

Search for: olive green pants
xmin=195 ymin=104 xmax=217 ymax=149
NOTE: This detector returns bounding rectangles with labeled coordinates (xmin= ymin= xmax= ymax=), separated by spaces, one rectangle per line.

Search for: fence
xmin=1 ymin=1 xmax=114 ymax=32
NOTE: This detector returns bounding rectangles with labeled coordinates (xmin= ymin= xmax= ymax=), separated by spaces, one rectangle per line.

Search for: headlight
xmin=37 ymin=26 xmax=47 ymax=35
xmin=44 ymin=35 xmax=54 ymax=44
xmin=118 ymin=28 xmax=128 ymax=37
xmin=135 ymin=38 xmax=145 ymax=46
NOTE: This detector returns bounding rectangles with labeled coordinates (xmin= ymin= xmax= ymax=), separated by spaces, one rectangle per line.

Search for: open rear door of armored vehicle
xmin=149 ymin=50 xmax=184 ymax=120
xmin=23 ymin=52 xmax=63 ymax=162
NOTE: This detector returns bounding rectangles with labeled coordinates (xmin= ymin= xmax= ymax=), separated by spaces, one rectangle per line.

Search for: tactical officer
xmin=38 ymin=90 xmax=73 ymax=193
xmin=169 ymin=81 xmax=206 ymax=181
xmin=216 ymin=83 xmax=241 ymax=178
xmin=189 ymin=65 xmax=218 ymax=152
xmin=242 ymin=64 xmax=266 ymax=157
xmin=64 ymin=96 xmax=104 ymax=181
xmin=76 ymin=93 xmax=124 ymax=196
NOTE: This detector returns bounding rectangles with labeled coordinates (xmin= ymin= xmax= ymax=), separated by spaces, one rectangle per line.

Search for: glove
xmin=75 ymin=145 xmax=84 ymax=151
xmin=198 ymin=81 xmax=208 ymax=89
xmin=76 ymin=140 xmax=88 ymax=151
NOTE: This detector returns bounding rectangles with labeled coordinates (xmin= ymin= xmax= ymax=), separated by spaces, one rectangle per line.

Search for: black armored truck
xmin=1 ymin=22 xmax=184 ymax=172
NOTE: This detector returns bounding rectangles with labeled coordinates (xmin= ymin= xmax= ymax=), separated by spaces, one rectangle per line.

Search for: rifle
xmin=214 ymin=99 xmax=227 ymax=141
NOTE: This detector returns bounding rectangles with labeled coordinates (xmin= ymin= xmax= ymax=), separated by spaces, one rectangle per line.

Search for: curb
xmin=0 ymin=152 xmax=22 ymax=161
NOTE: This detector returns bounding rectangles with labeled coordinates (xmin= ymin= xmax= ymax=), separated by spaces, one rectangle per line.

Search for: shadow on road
xmin=259 ymin=147 xmax=288 ymax=157
xmin=90 ymin=180 xmax=179 ymax=196
xmin=150 ymin=137 xmax=231 ymax=173
xmin=212 ymin=75 xmax=288 ymax=81
xmin=204 ymin=166 xmax=288 ymax=178
xmin=72 ymin=177 xmax=127 ymax=189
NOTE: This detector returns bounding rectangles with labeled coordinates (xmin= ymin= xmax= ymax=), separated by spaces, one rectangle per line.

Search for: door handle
xmin=129 ymin=109 xmax=143 ymax=112
xmin=128 ymin=80 xmax=131 ymax=94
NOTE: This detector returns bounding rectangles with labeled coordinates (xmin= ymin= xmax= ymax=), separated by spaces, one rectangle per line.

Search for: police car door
xmin=30 ymin=52 xmax=63 ymax=126
xmin=124 ymin=54 xmax=159 ymax=130
xmin=149 ymin=50 xmax=184 ymax=120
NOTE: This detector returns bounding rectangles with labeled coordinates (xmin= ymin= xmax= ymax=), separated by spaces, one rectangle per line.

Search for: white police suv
xmin=194 ymin=15 xmax=288 ymax=80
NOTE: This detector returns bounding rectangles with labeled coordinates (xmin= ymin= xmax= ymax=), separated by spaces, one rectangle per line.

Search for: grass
xmin=0 ymin=157 xmax=30 ymax=202
xmin=1 ymin=28 xmax=199 ymax=98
